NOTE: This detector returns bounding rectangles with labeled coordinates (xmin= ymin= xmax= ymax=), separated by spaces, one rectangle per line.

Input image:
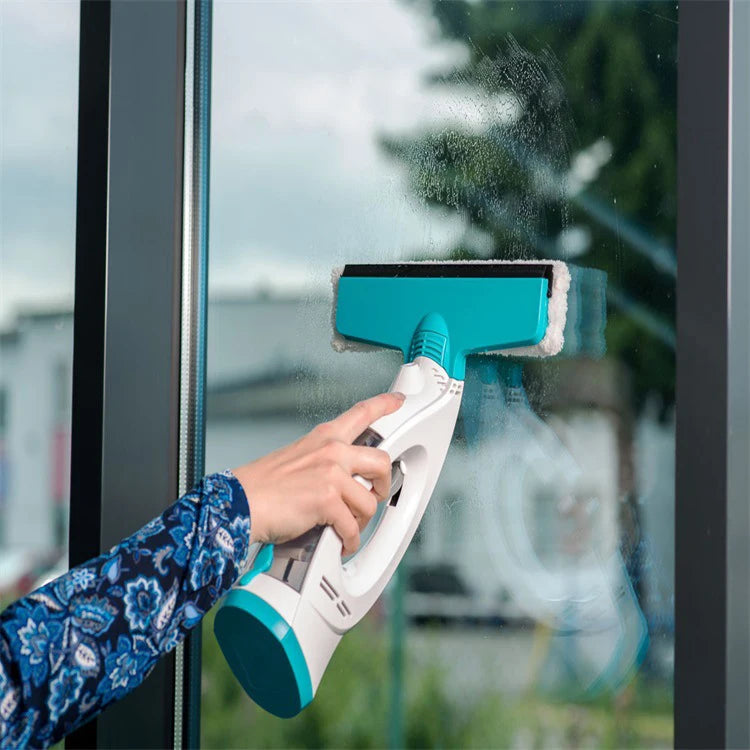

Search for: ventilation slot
xmin=320 ymin=577 xmax=351 ymax=617
xmin=319 ymin=581 xmax=335 ymax=600
xmin=321 ymin=576 xmax=339 ymax=598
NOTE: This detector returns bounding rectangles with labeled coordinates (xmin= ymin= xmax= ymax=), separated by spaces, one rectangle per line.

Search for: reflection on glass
xmin=203 ymin=1 xmax=675 ymax=747
xmin=0 ymin=1 xmax=79 ymax=606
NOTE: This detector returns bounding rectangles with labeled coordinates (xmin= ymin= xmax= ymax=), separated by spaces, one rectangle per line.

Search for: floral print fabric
xmin=0 ymin=472 xmax=250 ymax=748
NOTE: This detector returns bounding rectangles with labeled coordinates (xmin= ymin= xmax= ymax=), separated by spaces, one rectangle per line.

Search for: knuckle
xmin=314 ymin=422 xmax=333 ymax=438
xmin=323 ymin=483 xmax=339 ymax=505
xmin=353 ymin=400 xmax=371 ymax=419
xmin=323 ymin=460 xmax=342 ymax=481
xmin=322 ymin=438 xmax=344 ymax=458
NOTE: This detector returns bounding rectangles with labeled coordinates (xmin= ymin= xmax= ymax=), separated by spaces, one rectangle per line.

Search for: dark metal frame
xmin=67 ymin=0 xmax=748 ymax=747
xmin=68 ymin=0 xmax=110 ymax=575
xmin=67 ymin=0 xmax=193 ymax=746
xmin=726 ymin=2 xmax=750 ymax=746
xmin=676 ymin=1 xmax=748 ymax=748
xmin=67 ymin=1 xmax=112 ymax=745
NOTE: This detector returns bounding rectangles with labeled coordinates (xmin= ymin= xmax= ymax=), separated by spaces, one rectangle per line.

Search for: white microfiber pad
xmin=330 ymin=265 xmax=380 ymax=354
xmin=331 ymin=260 xmax=570 ymax=358
xmin=496 ymin=259 xmax=570 ymax=357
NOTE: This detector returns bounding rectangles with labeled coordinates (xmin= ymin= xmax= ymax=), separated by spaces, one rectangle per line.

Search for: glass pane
xmin=203 ymin=1 xmax=676 ymax=747
xmin=0 ymin=2 xmax=79 ymax=605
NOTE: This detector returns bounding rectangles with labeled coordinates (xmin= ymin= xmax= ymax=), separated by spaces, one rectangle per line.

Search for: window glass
xmin=0 ymin=1 xmax=79 ymax=605
xmin=203 ymin=2 xmax=676 ymax=746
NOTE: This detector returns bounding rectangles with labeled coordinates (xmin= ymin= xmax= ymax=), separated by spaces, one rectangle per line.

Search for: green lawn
xmin=200 ymin=611 xmax=672 ymax=749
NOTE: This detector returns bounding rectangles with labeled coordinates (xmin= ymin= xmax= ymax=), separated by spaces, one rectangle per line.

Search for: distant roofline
xmin=0 ymin=306 xmax=74 ymax=339
xmin=19 ymin=309 xmax=74 ymax=323
xmin=208 ymin=290 xmax=325 ymax=305
xmin=1 ymin=292 xmax=328 ymax=338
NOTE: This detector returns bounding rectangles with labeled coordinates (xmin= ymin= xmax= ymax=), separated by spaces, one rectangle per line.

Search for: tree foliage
xmin=383 ymin=0 xmax=677 ymax=411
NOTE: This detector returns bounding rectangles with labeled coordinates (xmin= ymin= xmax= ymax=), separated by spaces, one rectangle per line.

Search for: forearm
xmin=0 ymin=471 xmax=250 ymax=748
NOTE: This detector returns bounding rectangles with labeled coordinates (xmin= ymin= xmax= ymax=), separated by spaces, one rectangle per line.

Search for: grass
xmin=200 ymin=610 xmax=673 ymax=749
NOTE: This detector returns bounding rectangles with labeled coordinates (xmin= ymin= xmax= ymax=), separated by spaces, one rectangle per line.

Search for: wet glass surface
xmin=202 ymin=2 xmax=676 ymax=746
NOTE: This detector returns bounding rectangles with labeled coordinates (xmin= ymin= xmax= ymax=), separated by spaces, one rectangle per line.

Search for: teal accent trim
xmin=214 ymin=589 xmax=313 ymax=718
xmin=239 ymin=543 xmax=274 ymax=586
xmin=336 ymin=275 xmax=550 ymax=379
xmin=408 ymin=313 xmax=449 ymax=369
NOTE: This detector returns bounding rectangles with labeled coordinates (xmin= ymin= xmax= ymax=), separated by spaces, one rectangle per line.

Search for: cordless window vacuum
xmin=214 ymin=260 xmax=570 ymax=718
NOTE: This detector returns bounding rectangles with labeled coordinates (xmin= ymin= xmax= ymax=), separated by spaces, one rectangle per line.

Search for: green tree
xmin=383 ymin=0 xmax=677 ymax=411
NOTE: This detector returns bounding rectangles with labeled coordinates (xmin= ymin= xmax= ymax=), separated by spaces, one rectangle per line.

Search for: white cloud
xmin=2 ymin=0 xmax=476 ymax=323
xmin=208 ymin=0 xmax=470 ymax=295
xmin=1 ymin=0 xmax=79 ymax=325
xmin=0 ymin=1 xmax=79 ymax=163
xmin=1 ymin=0 xmax=78 ymax=42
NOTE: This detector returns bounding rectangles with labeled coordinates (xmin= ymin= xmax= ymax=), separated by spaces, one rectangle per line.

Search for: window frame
xmin=66 ymin=0 xmax=210 ymax=746
xmin=675 ymin=1 xmax=749 ymax=747
xmin=726 ymin=3 xmax=750 ymax=746
xmin=65 ymin=0 xmax=748 ymax=747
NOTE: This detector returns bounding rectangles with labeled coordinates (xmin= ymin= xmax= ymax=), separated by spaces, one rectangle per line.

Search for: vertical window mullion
xmin=675 ymin=2 xmax=731 ymax=747
xmin=68 ymin=1 xmax=188 ymax=746
xmin=175 ymin=0 xmax=213 ymax=747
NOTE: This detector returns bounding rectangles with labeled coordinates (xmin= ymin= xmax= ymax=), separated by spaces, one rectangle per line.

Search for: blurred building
xmin=0 ymin=310 xmax=73 ymax=597
xmin=1 ymin=295 xmax=674 ymax=634
xmin=204 ymin=295 xmax=675 ymax=632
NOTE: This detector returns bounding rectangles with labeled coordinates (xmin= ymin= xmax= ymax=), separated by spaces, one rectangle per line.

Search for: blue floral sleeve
xmin=0 ymin=471 xmax=250 ymax=749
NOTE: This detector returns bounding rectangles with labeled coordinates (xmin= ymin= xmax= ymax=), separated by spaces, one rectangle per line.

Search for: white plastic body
xmin=234 ymin=356 xmax=463 ymax=692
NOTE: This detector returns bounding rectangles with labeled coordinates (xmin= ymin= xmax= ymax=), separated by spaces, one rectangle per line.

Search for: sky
xmin=0 ymin=0 xmax=79 ymax=326
xmin=207 ymin=1 xmax=473 ymax=295
xmin=0 ymin=0 xmax=480 ymax=325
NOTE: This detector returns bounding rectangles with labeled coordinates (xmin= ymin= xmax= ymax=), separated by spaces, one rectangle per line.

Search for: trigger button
xmin=389 ymin=461 xmax=405 ymax=506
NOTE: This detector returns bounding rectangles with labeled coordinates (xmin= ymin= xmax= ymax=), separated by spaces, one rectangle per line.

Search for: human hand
xmin=232 ymin=393 xmax=404 ymax=555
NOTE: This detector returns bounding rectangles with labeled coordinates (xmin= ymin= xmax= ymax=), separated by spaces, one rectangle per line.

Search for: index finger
xmin=328 ymin=393 xmax=405 ymax=443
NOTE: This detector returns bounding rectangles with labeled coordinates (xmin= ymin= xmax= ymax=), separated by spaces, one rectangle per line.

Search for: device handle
xmin=238 ymin=359 xmax=460 ymax=626
xmin=332 ymin=359 xmax=461 ymax=615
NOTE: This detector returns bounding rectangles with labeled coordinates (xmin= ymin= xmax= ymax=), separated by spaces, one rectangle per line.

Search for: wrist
xmin=231 ymin=465 xmax=264 ymax=546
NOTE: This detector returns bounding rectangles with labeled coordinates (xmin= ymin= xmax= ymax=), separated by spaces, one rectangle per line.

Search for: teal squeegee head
xmin=334 ymin=262 xmax=567 ymax=378
xmin=215 ymin=260 xmax=570 ymax=719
